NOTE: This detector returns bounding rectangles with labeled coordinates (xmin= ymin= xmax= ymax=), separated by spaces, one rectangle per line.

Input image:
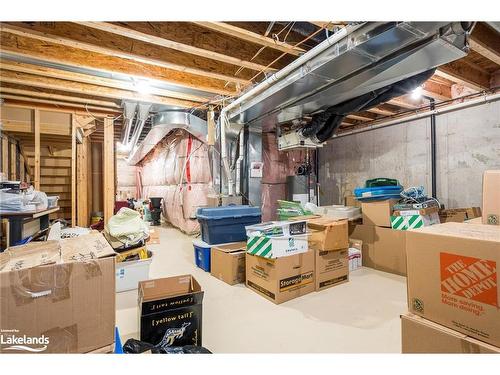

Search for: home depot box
xmin=483 ymin=170 xmax=500 ymax=225
xmin=139 ymin=275 xmax=204 ymax=348
xmin=361 ymin=199 xmax=398 ymax=227
xmin=210 ymin=242 xmax=246 ymax=285
xmin=0 ymin=233 xmax=116 ymax=353
xmin=406 ymin=222 xmax=500 ymax=347
xmin=374 ymin=227 xmax=407 ymax=276
xmin=315 ymin=249 xmax=349 ymax=291
xmin=246 ymin=251 xmax=315 ymax=304
xmin=307 ymin=217 xmax=348 ymax=251
xmin=401 ymin=313 xmax=500 ymax=353
xmin=348 ymin=223 xmax=376 ymax=269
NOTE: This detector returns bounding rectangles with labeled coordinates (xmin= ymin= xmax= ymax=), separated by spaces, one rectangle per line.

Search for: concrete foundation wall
xmin=319 ymin=100 xmax=500 ymax=209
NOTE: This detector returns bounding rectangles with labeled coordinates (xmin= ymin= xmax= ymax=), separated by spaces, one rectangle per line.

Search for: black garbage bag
xmin=122 ymin=338 xmax=211 ymax=354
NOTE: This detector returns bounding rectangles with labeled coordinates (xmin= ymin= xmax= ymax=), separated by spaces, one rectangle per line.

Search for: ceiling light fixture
xmin=411 ymin=86 xmax=423 ymax=100
xmin=135 ymin=80 xmax=152 ymax=95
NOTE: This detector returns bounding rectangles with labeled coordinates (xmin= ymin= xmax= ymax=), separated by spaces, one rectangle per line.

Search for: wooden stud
xmin=75 ymin=22 xmax=275 ymax=73
xmin=76 ymin=135 xmax=89 ymax=227
xmin=71 ymin=115 xmax=76 ymax=227
xmin=1 ymin=136 xmax=8 ymax=177
xmin=194 ymin=22 xmax=305 ymax=56
xmin=1 ymin=24 xmax=249 ymax=85
xmin=19 ymin=153 xmax=25 ymax=182
xmin=103 ymin=117 xmax=115 ymax=224
xmin=10 ymin=142 xmax=17 ymax=180
xmin=33 ymin=109 xmax=41 ymax=190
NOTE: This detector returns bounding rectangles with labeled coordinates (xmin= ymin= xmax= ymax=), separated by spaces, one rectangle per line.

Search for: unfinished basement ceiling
xmin=0 ymin=21 xmax=499 ymax=140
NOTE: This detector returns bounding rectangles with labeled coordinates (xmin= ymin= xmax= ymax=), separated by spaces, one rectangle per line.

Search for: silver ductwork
xmin=128 ymin=102 xmax=152 ymax=154
xmin=218 ymin=22 xmax=471 ymax=193
xmin=127 ymin=111 xmax=207 ymax=165
xmin=120 ymin=101 xmax=137 ymax=145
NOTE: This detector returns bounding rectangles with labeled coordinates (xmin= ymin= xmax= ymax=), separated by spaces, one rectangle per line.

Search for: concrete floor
xmin=116 ymin=224 xmax=407 ymax=353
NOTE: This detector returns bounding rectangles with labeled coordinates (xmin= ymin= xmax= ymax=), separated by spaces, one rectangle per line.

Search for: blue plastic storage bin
xmin=354 ymin=185 xmax=402 ymax=201
xmin=196 ymin=205 xmax=262 ymax=245
xmin=193 ymin=239 xmax=211 ymax=272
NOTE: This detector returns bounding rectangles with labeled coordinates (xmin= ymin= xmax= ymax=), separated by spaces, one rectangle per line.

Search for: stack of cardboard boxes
xmin=245 ymin=218 xmax=350 ymax=304
xmin=349 ymin=198 xmax=407 ymax=276
xmin=401 ymin=222 xmax=500 ymax=353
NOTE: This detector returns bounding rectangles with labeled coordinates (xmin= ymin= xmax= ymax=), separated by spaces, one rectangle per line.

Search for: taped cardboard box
xmin=406 ymin=222 xmax=500 ymax=347
xmin=439 ymin=207 xmax=482 ymax=223
xmin=401 ymin=313 xmax=500 ymax=353
xmin=349 ymin=239 xmax=363 ymax=272
xmin=348 ymin=223 xmax=376 ymax=269
xmin=316 ymin=249 xmax=349 ymax=291
xmin=0 ymin=233 xmax=116 ymax=353
xmin=482 ymin=170 xmax=500 ymax=225
xmin=373 ymin=227 xmax=407 ymax=276
xmin=246 ymin=251 xmax=315 ymax=304
xmin=307 ymin=217 xmax=348 ymax=251
xmin=361 ymin=199 xmax=398 ymax=227
xmin=139 ymin=275 xmax=203 ymax=347
xmin=210 ymin=242 xmax=246 ymax=285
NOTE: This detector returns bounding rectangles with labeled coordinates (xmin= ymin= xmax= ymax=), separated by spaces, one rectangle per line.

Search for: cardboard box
xmin=483 ymin=170 xmax=500 ymax=225
xmin=0 ymin=233 xmax=116 ymax=353
xmin=439 ymin=207 xmax=482 ymax=223
xmin=348 ymin=223 xmax=376 ymax=269
xmin=246 ymin=221 xmax=308 ymax=259
xmin=315 ymin=249 xmax=349 ymax=291
xmin=345 ymin=195 xmax=361 ymax=208
xmin=373 ymin=227 xmax=407 ymax=276
xmin=406 ymin=222 xmax=500 ymax=347
xmin=139 ymin=275 xmax=204 ymax=347
xmin=401 ymin=313 xmax=500 ymax=353
xmin=361 ymin=199 xmax=398 ymax=227
xmin=466 ymin=217 xmax=483 ymax=224
xmin=246 ymin=251 xmax=315 ymax=304
xmin=210 ymin=242 xmax=246 ymax=285
xmin=307 ymin=217 xmax=348 ymax=251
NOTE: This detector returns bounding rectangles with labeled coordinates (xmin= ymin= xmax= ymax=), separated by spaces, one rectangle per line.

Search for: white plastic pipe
xmin=235 ymin=129 xmax=244 ymax=195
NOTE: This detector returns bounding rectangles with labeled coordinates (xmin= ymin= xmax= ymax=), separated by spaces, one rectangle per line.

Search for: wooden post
xmin=103 ymin=117 xmax=115 ymax=223
xmin=2 ymin=136 xmax=8 ymax=177
xmin=71 ymin=114 xmax=77 ymax=227
xmin=34 ymin=109 xmax=41 ymax=190
xmin=10 ymin=142 xmax=16 ymax=180
xmin=76 ymin=135 xmax=89 ymax=227
xmin=20 ymin=153 xmax=25 ymax=182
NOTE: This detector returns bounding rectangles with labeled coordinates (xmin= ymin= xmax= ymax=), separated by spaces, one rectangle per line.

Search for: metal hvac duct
xmin=120 ymin=101 xmax=137 ymax=145
xmin=128 ymin=102 xmax=152 ymax=154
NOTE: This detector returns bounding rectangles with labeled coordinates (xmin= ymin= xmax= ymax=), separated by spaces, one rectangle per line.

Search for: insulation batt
xmin=140 ymin=130 xmax=213 ymax=234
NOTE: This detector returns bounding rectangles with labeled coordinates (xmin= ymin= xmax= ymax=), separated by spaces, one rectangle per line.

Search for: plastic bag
xmin=122 ymin=339 xmax=212 ymax=354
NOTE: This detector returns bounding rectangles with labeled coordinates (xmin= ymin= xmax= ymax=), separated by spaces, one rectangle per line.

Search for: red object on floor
xmin=114 ymin=201 xmax=129 ymax=214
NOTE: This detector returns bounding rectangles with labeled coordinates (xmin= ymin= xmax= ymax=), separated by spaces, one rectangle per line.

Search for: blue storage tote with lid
xmin=196 ymin=205 xmax=262 ymax=245
xmin=193 ymin=239 xmax=211 ymax=272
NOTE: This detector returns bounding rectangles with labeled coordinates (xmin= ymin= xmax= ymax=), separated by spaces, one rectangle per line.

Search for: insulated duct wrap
xmin=139 ymin=129 xmax=214 ymax=234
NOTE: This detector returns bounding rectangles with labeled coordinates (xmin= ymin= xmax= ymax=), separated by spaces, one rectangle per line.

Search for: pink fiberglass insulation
xmin=261 ymin=183 xmax=286 ymax=222
xmin=140 ymin=129 xmax=213 ymax=234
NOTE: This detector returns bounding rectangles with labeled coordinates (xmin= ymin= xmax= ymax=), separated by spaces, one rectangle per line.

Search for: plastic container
xmin=116 ymin=251 xmax=153 ymax=292
xmin=322 ymin=206 xmax=361 ymax=220
xmin=354 ymin=186 xmax=402 ymax=201
xmin=196 ymin=205 xmax=261 ymax=245
xmin=193 ymin=239 xmax=211 ymax=272
xmin=47 ymin=196 xmax=59 ymax=208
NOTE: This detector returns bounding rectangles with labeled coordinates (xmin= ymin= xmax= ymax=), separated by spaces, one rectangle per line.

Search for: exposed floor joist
xmin=0 ymin=60 xmax=210 ymax=103
xmin=469 ymin=23 xmax=500 ymax=66
xmin=0 ymin=31 xmax=238 ymax=96
xmin=0 ymin=24 xmax=249 ymax=86
xmin=74 ymin=22 xmax=275 ymax=74
xmin=193 ymin=22 xmax=305 ymax=56
xmin=0 ymin=70 xmax=199 ymax=108
xmin=0 ymin=95 xmax=121 ymax=114
xmin=436 ymin=61 xmax=490 ymax=91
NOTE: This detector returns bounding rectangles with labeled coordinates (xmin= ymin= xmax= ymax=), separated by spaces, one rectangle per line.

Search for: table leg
xmin=8 ymin=217 xmax=24 ymax=247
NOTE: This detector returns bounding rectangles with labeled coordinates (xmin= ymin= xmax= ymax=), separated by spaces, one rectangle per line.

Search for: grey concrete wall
xmin=319 ymin=100 xmax=500 ymax=209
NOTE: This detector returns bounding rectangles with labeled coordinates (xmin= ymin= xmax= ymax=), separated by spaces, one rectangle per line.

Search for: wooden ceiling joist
xmin=74 ymin=22 xmax=275 ymax=74
xmin=194 ymin=22 xmax=305 ymax=56
xmin=0 ymin=86 xmax=120 ymax=108
xmin=0 ymin=30 xmax=238 ymax=96
xmin=421 ymin=80 xmax=452 ymax=101
xmin=469 ymin=23 xmax=500 ymax=66
xmin=0 ymin=60 xmax=210 ymax=103
xmin=0 ymin=24 xmax=249 ymax=86
xmin=436 ymin=61 xmax=491 ymax=91
xmin=0 ymin=94 xmax=121 ymax=114
xmin=0 ymin=70 xmax=199 ymax=108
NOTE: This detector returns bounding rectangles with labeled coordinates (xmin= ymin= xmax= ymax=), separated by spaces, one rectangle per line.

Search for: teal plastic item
xmin=143 ymin=204 xmax=152 ymax=222
xmin=365 ymin=178 xmax=399 ymax=188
